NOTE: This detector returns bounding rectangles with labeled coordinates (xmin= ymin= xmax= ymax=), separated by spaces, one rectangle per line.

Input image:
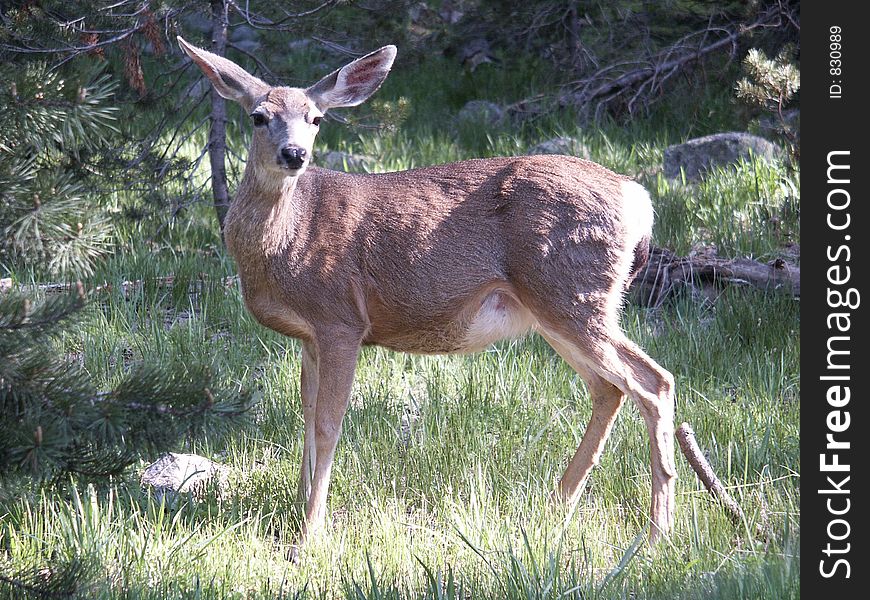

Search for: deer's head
xmin=178 ymin=37 xmax=396 ymax=178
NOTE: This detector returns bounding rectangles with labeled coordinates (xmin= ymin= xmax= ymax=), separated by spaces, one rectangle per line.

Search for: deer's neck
xmin=225 ymin=166 xmax=313 ymax=265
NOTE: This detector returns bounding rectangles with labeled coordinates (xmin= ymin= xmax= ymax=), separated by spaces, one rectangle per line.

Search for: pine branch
xmin=1 ymin=63 xmax=119 ymax=276
xmin=0 ymin=555 xmax=94 ymax=600
xmin=0 ymin=284 xmax=85 ymax=335
xmin=1 ymin=289 xmax=251 ymax=482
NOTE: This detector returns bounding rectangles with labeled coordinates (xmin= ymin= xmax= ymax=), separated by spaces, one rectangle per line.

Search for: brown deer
xmin=178 ymin=37 xmax=677 ymax=546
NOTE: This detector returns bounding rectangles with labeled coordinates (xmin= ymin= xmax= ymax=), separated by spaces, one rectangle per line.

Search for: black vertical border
xmin=802 ymin=2 xmax=869 ymax=596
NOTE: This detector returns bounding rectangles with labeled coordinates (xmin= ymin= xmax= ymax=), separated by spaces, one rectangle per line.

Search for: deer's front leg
xmin=297 ymin=341 xmax=319 ymax=505
xmin=301 ymin=334 xmax=361 ymax=540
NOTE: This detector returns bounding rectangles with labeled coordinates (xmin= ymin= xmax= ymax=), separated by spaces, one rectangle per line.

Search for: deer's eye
xmin=251 ymin=113 xmax=268 ymax=127
xmin=312 ymin=116 xmax=323 ymax=127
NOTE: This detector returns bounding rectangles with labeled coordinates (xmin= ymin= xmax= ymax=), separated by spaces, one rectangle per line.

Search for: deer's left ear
xmin=307 ymin=45 xmax=397 ymax=112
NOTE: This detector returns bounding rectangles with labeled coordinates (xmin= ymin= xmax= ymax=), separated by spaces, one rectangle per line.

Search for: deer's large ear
xmin=178 ymin=36 xmax=269 ymax=110
xmin=306 ymin=45 xmax=397 ymax=112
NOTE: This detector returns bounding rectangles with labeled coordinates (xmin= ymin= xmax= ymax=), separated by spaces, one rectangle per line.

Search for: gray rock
xmin=663 ymin=132 xmax=781 ymax=181
xmin=527 ymin=136 xmax=590 ymax=159
xmin=318 ymin=150 xmax=375 ymax=172
xmin=456 ymin=100 xmax=504 ymax=126
xmin=141 ymin=453 xmax=228 ymax=502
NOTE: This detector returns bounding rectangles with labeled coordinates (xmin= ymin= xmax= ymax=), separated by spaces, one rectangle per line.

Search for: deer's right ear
xmin=178 ymin=36 xmax=268 ymax=110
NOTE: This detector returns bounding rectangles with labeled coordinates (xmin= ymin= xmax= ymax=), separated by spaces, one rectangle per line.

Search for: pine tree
xmin=0 ymin=286 xmax=250 ymax=485
xmin=0 ymin=27 xmax=253 ymax=598
xmin=0 ymin=43 xmax=250 ymax=486
xmin=736 ymin=46 xmax=801 ymax=160
xmin=0 ymin=62 xmax=119 ymax=278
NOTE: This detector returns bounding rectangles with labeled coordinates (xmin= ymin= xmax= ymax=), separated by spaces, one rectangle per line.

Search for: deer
xmin=177 ymin=37 xmax=677 ymax=548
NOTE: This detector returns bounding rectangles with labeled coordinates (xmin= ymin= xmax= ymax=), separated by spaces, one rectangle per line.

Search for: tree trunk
xmin=208 ymin=0 xmax=230 ymax=233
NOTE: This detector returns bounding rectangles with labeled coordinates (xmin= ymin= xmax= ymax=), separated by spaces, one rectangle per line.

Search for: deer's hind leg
xmin=540 ymin=321 xmax=677 ymax=542
xmin=541 ymin=331 xmax=626 ymax=505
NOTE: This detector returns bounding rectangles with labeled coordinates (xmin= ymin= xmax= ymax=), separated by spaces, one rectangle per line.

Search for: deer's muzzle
xmin=280 ymin=146 xmax=307 ymax=170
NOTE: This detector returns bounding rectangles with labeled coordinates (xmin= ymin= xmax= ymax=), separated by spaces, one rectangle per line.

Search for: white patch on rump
xmin=460 ymin=290 xmax=537 ymax=352
xmin=620 ymin=180 xmax=654 ymax=249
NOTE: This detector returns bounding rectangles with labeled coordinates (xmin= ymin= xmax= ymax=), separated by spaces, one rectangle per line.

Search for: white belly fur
xmin=460 ymin=291 xmax=536 ymax=352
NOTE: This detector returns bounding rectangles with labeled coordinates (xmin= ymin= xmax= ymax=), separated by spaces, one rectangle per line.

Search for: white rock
xmin=141 ymin=453 xmax=228 ymax=502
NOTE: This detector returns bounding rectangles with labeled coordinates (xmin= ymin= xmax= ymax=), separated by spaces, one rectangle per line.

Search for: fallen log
xmin=631 ymin=245 xmax=800 ymax=306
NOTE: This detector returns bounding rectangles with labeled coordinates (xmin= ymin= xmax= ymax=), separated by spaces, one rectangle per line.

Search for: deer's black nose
xmin=280 ymin=146 xmax=307 ymax=169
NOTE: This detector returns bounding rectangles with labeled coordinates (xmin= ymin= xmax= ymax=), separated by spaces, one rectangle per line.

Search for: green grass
xmin=1 ymin=269 xmax=800 ymax=598
xmin=1 ymin=52 xmax=799 ymax=599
